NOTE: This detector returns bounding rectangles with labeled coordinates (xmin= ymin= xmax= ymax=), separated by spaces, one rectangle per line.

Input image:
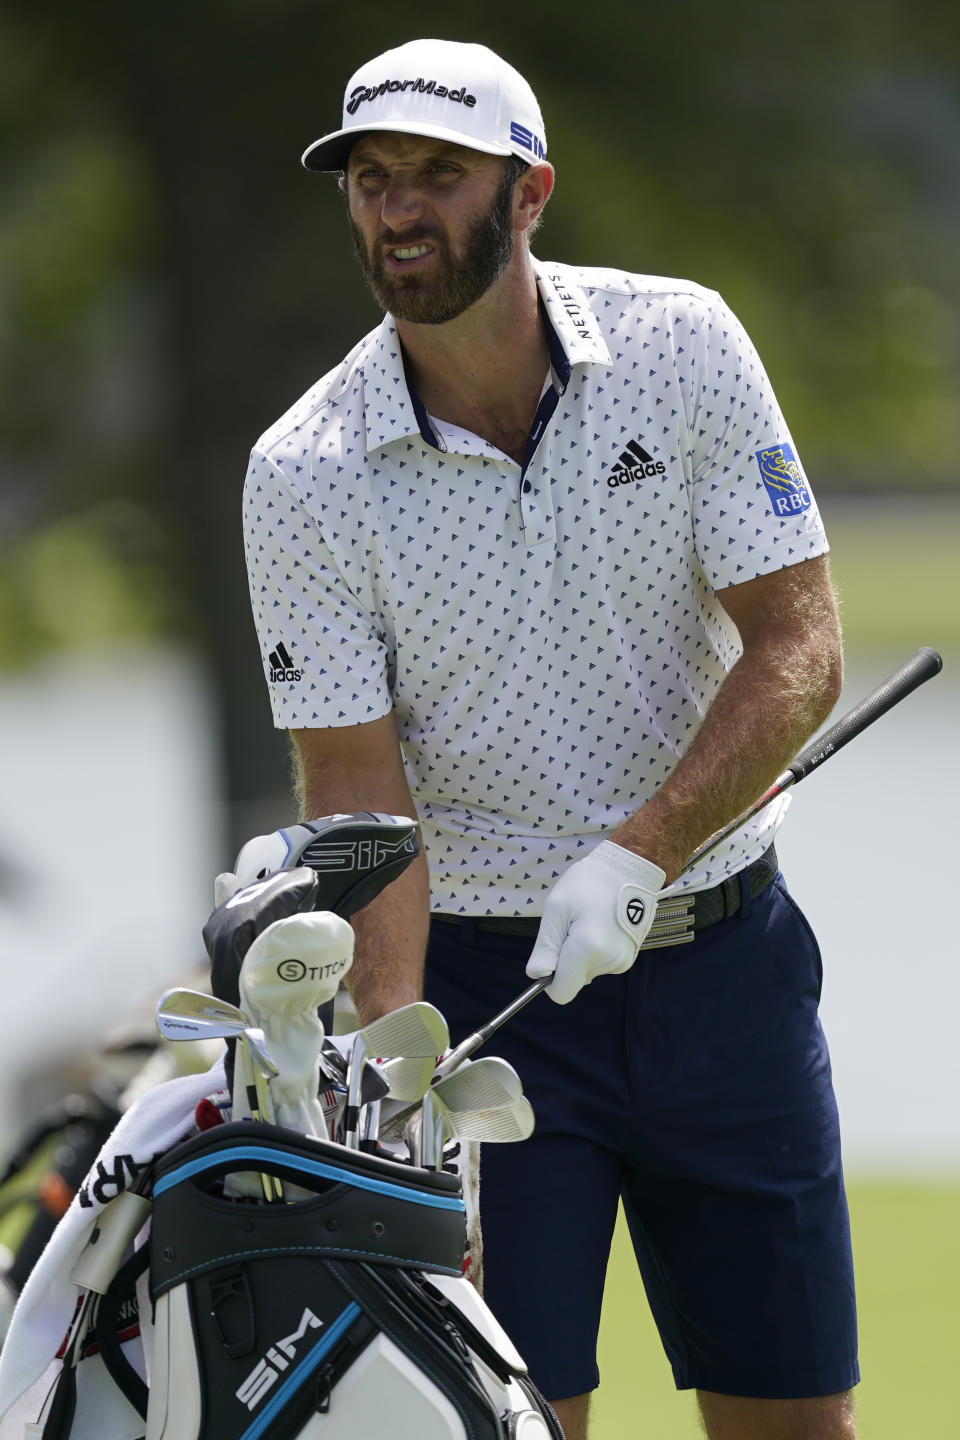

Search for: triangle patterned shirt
xmin=243 ymin=260 xmax=828 ymax=913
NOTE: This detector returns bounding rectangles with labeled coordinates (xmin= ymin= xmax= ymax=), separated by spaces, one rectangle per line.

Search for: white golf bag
xmin=1 ymin=818 xmax=561 ymax=1439
xmin=114 ymin=1120 xmax=561 ymax=1440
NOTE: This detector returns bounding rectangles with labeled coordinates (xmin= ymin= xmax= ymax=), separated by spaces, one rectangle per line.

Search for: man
xmin=241 ymin=38 xmax=857 ymax=1440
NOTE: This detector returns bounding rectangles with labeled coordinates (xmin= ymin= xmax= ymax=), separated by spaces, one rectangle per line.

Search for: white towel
xmin=0 ymin=1061 xmax=225 ymax=1437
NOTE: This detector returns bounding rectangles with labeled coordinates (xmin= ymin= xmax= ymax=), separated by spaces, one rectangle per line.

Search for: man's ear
xmin=516 ymin=161 xmax=555 ymax=235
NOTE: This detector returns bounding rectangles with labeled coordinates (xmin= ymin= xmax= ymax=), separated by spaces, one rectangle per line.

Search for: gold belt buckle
xmin=641 ymin=894 xmax=696 ymax=949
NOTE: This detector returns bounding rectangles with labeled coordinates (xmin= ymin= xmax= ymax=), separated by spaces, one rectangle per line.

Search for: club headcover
xmin=203 ymin=868 xmax=320 ymax=1010
xmin=232 ymin=812 xmax=420 ymax=919
xmin=292 ymin=812 xmax=420 ymax=917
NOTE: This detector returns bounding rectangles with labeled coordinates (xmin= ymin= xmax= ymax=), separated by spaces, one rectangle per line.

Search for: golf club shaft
xmin=682 ymin=644 xmax=943 ymax=871
xmin=441 ymin=646 xmax=944 ymax=1075
xmin=236 ymin=1036 xmax=282 ymax=1202
xmin=420 ymin=1092 xmax=449 ymax=1170
xmin=437 ymin=980 xmax=550 ymax=1078
xmin=359 ymin=1098 xmax=382 ymax=1153
xmin=343 ymin=1037 xmax=369 ymax=1150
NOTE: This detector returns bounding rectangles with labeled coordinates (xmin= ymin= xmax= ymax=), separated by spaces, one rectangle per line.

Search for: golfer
xmin=242 ymin=38 xmax=858 ymax=1440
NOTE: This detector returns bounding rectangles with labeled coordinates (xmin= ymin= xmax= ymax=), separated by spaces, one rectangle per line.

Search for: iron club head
xmin=431 ymin=1057 xmax=523 ymax=1114
xmin=156 ymin=988 xmax=249 ymax=1043
xmin=379 ymin=1054 xmax=436 ymax=1104
xmin=343 ymin=1002 xmax=449 ymax=1149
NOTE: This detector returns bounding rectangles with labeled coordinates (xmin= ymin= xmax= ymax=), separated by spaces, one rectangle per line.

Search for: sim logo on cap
xmin=509 ymin=121 xmax=546 ymax=158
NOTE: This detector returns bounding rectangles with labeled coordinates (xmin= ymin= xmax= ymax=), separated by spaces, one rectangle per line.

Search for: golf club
xmin=418 ymin=1091 xmax=536 ymax=1168
xmin=380 ymin=1054 xmax=437 ymax=1103
xmin=155 ymin=991 xmax=283 ymax=1199
xmin=319 ymin=1036 xmax=348 ymax=1086
xmin=357 ymin=1060 xmax=393 ymax=1153
xmin=418 ymin=1089 xmax=451 ymax=1170
xmin=382 ymin=1058 xmax=526 ymax=1144
xmin=242 ymin=1027 xmax=280 ymax=1117
xmin=155 ymin=988 xmax=251 ymax=1043
xmin=156 ymin=990 xmax=279 ymax=1185
xmin=343 ymin=1002 xmax=449 ymax=1149
xmin=157 ymin=989 xmax=275 ymax=1130
xmin=230 ymin=1027 xmax=284 ymax=1201
xmin=437 ymin=645 xmax=945 ymax=1076
xmin=448 ymin=1096 xmax=535 ymax=1144
xmin=364 ymin=1054 xmax=437 ymax=1155
xmin=431 ymin=1057 xmax=523 ymax=1113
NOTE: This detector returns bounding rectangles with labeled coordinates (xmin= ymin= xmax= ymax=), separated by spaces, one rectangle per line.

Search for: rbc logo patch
xmin=755 ymin=443 xmax=812 ymax=518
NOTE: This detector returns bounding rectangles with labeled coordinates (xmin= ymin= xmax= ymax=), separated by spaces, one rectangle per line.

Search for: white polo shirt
xmin=243 ymin=259 xmax=828 ymax=914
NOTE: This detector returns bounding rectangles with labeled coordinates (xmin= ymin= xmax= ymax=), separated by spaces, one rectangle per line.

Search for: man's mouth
xmin=384 ymin=242 xmax=435 ymax=269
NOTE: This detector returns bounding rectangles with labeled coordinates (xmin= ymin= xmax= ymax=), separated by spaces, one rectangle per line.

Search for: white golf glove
xmin=525 ymin=842 xmax=666 ymax=1005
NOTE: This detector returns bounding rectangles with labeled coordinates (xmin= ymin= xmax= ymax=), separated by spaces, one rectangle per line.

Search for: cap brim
xmin=301 ymin=119 xmax=513 ymax=172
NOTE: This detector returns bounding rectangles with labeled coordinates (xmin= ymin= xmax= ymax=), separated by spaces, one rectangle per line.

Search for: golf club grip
xmin=787 ymin=646 xmax=942 ymax=784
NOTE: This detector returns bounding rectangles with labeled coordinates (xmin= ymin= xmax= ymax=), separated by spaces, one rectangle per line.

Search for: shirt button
xmin=522 ymin=480 xmax=532 ymax=493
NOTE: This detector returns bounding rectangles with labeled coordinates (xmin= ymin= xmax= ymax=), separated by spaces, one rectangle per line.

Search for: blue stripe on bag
xmin=239 ymin=1302 xmax=362 ymax=1440
xmin=153 ymin=1146 xmax=465 ymax=1213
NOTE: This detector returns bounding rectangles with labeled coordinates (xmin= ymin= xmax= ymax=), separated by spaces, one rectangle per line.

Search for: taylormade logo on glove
xmin=525 ymin=842 xmax=666 ymax=1005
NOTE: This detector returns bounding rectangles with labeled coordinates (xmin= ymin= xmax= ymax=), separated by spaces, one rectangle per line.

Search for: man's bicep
xmin=290 ymin=715 xmax=419 ymax=822
xmin=243 ymin=452 xmax=392 ymax=730
xmin=716 ymin=554 xmax=841 ymax=651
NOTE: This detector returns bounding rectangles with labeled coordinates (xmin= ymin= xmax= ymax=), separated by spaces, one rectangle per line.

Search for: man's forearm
xmin=342 ymin=848 xmax=430 ymax=1025
xmin=292 ymin=720 xmax=431 ymax=1026
xmin=611 ymin=602 xmax=842 ymax=884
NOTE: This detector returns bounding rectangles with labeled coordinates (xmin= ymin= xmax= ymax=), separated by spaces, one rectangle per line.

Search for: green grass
xmin=591 ymin=1182 xmax=960 ymax=1438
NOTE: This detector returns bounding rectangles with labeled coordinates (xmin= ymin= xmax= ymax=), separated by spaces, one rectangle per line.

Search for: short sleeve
xmin=687 ymin=295 xmax=829 ymax=591
xmin=242 ymin=448 xmax=392 ymax=729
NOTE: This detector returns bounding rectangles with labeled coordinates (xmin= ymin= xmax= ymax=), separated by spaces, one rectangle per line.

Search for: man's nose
xmin=380 ymin=176 xmax=425 ymax=229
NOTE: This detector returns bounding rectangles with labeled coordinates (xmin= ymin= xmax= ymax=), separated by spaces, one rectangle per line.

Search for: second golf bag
xmin=136 ymin=1120 xmax=562 ymax=1439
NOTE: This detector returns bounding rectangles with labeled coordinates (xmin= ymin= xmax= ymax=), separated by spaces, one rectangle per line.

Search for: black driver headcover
xmin=203 ymin=868 xmax=320 ymax=1010
xmin=203 ymin=869 xmax=320 ymax=1091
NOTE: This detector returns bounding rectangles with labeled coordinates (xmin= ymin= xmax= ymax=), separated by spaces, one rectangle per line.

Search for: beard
xmin=346 ymin=163 xmax=517 ymax=325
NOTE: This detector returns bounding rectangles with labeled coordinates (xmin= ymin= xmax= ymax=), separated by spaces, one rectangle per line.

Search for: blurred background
xmin=1 ymin=1 xmax=957 ymax=1433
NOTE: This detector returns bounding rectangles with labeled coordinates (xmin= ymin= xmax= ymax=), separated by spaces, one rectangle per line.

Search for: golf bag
xmin=107 ymin=1120 xmax=562 ymax=1439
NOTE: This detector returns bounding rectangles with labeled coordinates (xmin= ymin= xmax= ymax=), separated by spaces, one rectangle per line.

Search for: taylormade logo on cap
xmin=302 ymin=39 xmax=547 ymax=172
xmin=346 ymin=77 xmax=478 ymax=117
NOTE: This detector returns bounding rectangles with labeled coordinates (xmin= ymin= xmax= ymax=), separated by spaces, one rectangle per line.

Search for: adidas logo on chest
xmin=606 ymin=438 xmax=666 ymax=488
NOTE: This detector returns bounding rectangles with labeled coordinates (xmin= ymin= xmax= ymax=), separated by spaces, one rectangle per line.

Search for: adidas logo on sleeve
xmin=268 ymin=642 xmax=303 ymax=683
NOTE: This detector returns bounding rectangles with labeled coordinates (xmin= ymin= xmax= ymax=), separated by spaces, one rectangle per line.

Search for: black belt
xmin=433 ymin=845 xmax=778 ymax=949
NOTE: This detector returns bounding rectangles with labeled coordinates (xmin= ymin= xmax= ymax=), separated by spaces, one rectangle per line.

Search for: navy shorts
xmin=424 ymin=873 xmax=859 ymax=1401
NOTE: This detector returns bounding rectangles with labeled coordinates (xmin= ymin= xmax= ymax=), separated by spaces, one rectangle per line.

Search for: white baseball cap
xmin=301 ymin=38 xmax=547 ymax=173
